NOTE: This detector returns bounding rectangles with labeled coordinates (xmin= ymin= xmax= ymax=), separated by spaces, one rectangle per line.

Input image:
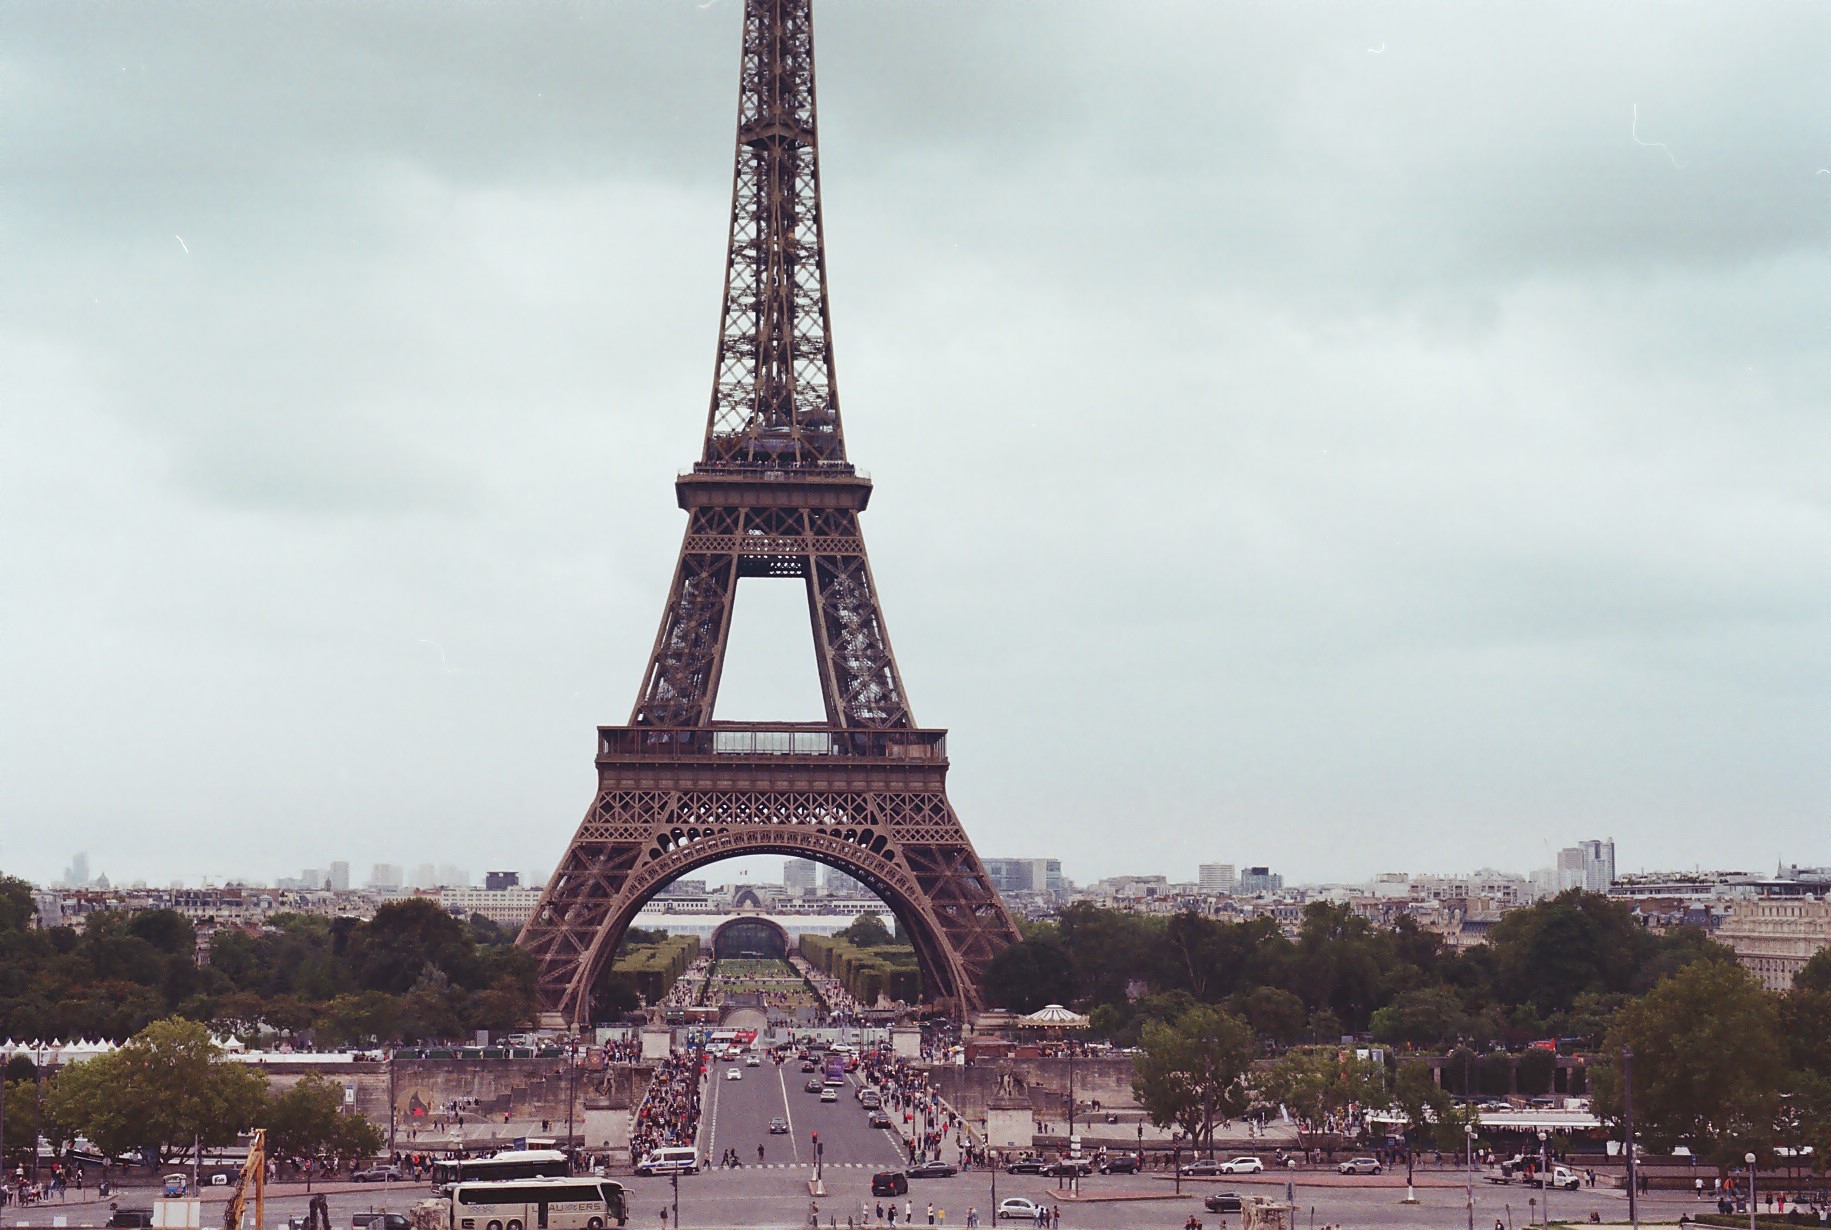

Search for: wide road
xmin=2 ymin=1170 xmax=1724 ymax=1229
xmin=700 ymin=1052 xmax=908 ymax=1174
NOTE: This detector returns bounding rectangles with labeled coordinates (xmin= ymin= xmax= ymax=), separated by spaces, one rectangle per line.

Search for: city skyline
xmin=29 ymin=836 xmax=1814 ymax=897
xmin=6 ymin=3 xmax=1825 ymax=891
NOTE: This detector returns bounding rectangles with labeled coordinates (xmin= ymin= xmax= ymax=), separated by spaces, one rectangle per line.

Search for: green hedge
xmin=611 ymin=935 xmax=698 ymax=1003
xmin=800 ymin=934 xmax=921 ymax=1005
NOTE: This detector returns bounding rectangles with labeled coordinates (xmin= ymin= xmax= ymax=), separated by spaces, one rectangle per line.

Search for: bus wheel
xmin=487 ymin=1222 xmax=502 ymax=1230
xmin=507 ymin=1221 xmax=522 ymax=1230
xmin=588 ymin=1219 xmax=604 ymax=1229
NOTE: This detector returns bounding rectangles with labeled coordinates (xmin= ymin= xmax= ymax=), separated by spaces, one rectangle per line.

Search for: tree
xmin=0 ymin=875 xmax=36 ymax=932
xmin=1257 ymin=1047 xmax=1388 ymax=1148
xmin=1393 ymin=1061 xmax=1474 ymax=1152
xmin=1794 ymin=949 xmax=1831 ymax=995
xmin=1241 ymin=987 xmax=1307 ymax=1045
xmin=1368 ymin=988 xmax=1467 ymax=1049
xmin=837 ymin=914 xmax=895 ymax=948
xmin=1594 ymin=960 xmax=1785 ymax=1165
xmin=983 ymin=939 xmax=1076 ymax=1014
xmin=265 ymin=1074 xmax=384 ymax=1164
xmin=1132 ymin=1005 xmax=1256 ymax=1154
xmin=51 ymin=1017 xmax=268 ymax=1162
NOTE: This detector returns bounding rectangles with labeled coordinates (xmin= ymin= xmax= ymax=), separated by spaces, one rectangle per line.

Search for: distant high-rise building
xmin=415 ymin=863 xmax=439 ymax=889
xmin=485 ymin=870 xmax=521 ymax=892
xmin=369 ymin=863 xmax=403 ymax=890
xmin=1553 ymin=839 xmax=1615 ymax=894
xmin=301 ymin=867 xmax=324 ymax=889
xmin=1237 ymin=866 xmax=1282 ymax=895
xmin=1198 ymin=863 xmax=1237 ymax=895
xmin=982 ymin=858 xmax=1065 ymax=897
xmin=328 ymin=861 xmax=350 ymax=891
xmin=65 ymin=853 xmax=91 ymax=888
xmin=783 ymin=858 xmax=819 ymax=896
xmin=821 ymin=865 xmax=866 ymax=896
xmin=438 ymin=865 xmax=469 ymax=888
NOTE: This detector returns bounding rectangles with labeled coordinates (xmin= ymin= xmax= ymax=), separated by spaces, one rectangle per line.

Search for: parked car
xmin=352 ymin=1166 xmax=403 ymax=1183
xmin=996 ymin=1199 xmax=1042 ymax=1222
xmin=1203 ymin=1193 xmax=1244 ymax=1214
xmin=1004 ymin=1157 xmax=1048 ymax=1175
xmin=1217 ymin=1157 xmax=1265 ymax=1174
xmin=908 ymin=1161 xmax=958 ymax=1179
xmin=1338 ymin=1157 xmax=1382 ymax=1175
xmin=871 ymin=1171 xmax=909 ymax=1197
xmin=1045 ymin=1160 xmax=1092 ymax=1179
xmin=769 ymin=1117 xmax=789 ymax=1134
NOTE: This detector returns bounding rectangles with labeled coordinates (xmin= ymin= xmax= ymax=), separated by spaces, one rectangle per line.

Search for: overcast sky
xmin=5 ymin=1 xmax=1828 ymax=893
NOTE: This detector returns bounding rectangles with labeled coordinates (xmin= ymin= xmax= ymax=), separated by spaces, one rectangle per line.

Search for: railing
xmin=599 ymin=725 xmax=944 ymax=760
xmin=683 ymin=460 xmax=866 ymax=480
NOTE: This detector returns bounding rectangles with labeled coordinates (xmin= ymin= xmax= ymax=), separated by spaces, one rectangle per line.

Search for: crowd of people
xmin=629 ymin=1045 xmax=705 ymax=1165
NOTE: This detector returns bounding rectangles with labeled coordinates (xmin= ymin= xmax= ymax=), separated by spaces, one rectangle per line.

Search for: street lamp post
xmin=1746 ymin=1152 xmax=1757 ymax=1230
xmin=1466 ymin=1123 xmax=1476 ymax=1230
xmin=1538 ymin=1131 xmax=1550 ymax=1230
xmin=1622 ymin=1047 xmax=1638 ymax=1230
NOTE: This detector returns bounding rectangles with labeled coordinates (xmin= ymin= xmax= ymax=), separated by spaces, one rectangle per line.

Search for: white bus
xmin=449 ymin=1178 xmax=627 ymax=1230
xmin=433 ymin=1151 xmax=571 ymax=1195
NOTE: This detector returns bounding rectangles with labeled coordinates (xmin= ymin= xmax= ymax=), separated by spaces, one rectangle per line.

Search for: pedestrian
xmin=660 ymin=1208 xmax=668 ymax=1228
xmin=927 ymin=1201 xmax=935 ymax=1225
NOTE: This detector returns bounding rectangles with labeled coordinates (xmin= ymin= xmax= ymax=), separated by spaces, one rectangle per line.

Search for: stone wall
xmin=251 ymin=1059 xmax=650 ymax=1144
xmin=929 ymin=1056 xmax=1139 ymax=1123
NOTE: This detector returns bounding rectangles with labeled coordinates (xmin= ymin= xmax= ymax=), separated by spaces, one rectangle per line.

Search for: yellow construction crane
xmin=222 ymin=1130 xmax=266 ymax=1230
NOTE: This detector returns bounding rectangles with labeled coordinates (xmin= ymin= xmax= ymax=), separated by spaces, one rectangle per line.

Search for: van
xmin=635 ymin=1147 xmax=699 ymax=1177
xmin=871 ymin=1172 xmax=909 ymax=1197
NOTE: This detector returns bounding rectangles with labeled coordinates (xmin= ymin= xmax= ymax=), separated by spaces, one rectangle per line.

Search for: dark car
xmin=1099 ymin=1156 xmax=1139 ymax=1175
xmin=908 ymin=1161 xmax=958 ymax=1179
xmin=1045 ymin=1160 xmax=1092 ymax=1179
xmin=351 ymin=1215 xmax=411 ymax=1230
xmin=1179 ymin=1160 xmax=1223 ymax=1177
xmin=872 ymin=1171 xmax=910 ymax=1197
xmin=769 ymin=1117 xmax=790 ymax=1134
xmin=1004 ymin=1158 xmax=1048 ymax=1175
xmin=804 ymin=1078 xmax=825 ymax=1093
xmin=800 ymin=1061 xmax=817 ymax=1072
xmin=1203 ymin=1193 xmax=1244 ymax=1214
xmin=352 ymin=1166 xmax=403 ymax=1183
xmin=868 ymin=1110 xmax=893 ymax=1128
xmin=108 ymin=1211 xmax=156 ymax=1228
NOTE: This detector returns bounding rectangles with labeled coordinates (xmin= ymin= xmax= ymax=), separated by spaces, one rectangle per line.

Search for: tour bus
xmin=433 ymin=1150 xmax=570 ymax=1194
xmin=449 ymin=1178 xmax=627 ymax=1230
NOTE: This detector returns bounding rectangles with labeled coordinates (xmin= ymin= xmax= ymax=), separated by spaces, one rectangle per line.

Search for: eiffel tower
xmin=519 ymin=0 xmax=1021 ymax=1027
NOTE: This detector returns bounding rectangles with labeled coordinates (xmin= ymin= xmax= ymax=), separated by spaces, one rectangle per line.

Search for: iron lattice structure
xmin=519 ymin=0 xmax=1020 ymax=1027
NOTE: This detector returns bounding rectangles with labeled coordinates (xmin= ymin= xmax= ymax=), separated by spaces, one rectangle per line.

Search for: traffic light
xmin=811 ymin=1131 xmax=819 ymax=1144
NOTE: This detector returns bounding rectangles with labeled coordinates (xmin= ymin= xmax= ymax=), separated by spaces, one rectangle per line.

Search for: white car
xmin=725 ymin=1067 xmax=743 ymax=1081
xmin=1217 ymin=1156 xmax=1264 ymax=1174
xmin=745 ymin=1054 xmax=761 ymax=1067
xmin=996 ymin=1199 xmax=1041 ymax=1222
xmin=820 ymin=1086 xmax=838 ymax=1102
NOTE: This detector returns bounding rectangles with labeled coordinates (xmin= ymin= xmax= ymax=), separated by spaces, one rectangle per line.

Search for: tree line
xmin=0 ymin=875 xmax=536 ymax=1046
xmin=4 ymin=1017 xmax=384 ymax=1169
xmin=999 ymin=893 xmax=1831 ymax=1171
xmin=986 ymin=891 xmax=1731 ymax=1048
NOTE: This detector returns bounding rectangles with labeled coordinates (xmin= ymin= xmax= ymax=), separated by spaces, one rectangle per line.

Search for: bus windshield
xmin=432 ymin=1151 xmax=570 ymax=1194
xmin=450 ymin=1179 xmax=626 ymax=1230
